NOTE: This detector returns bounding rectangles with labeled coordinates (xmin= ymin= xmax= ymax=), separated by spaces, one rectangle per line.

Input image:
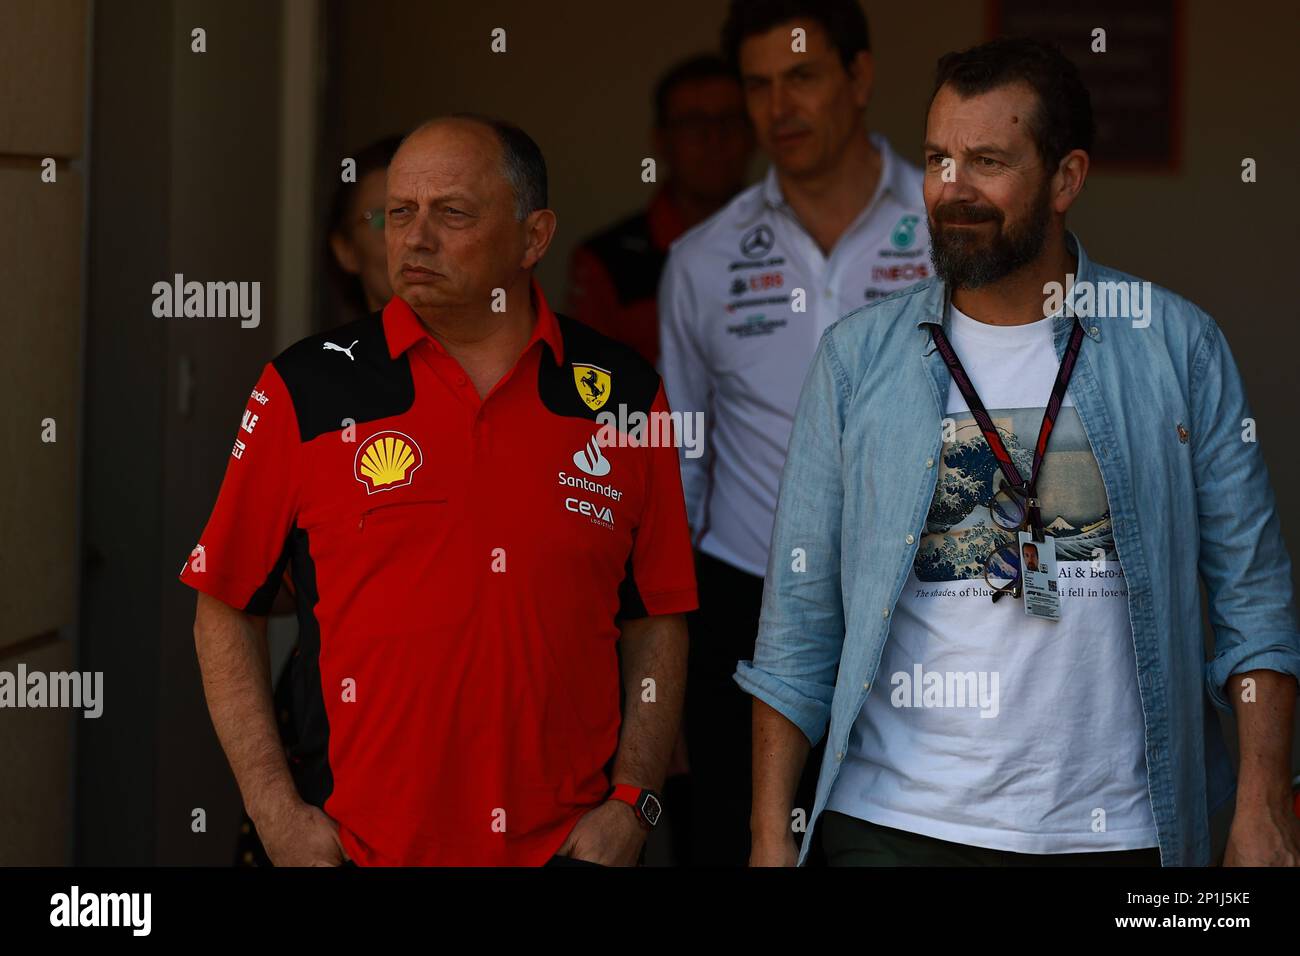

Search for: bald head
xmin=384 ymin=115 xmax=556 ymax=318
xmin=395 ymin=115 xmax=547 ymax=221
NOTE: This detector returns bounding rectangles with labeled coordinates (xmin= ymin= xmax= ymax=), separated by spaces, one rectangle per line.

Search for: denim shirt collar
xmin=917 ymin=231 xmax=1105 ymax=358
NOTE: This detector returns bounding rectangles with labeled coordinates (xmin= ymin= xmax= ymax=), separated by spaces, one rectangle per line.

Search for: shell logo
xmin=354 ymin=430 xmax=423 ymax=494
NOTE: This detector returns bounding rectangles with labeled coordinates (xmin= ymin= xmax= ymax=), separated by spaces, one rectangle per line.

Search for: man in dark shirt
xmin=567 ymin=55 xmax=753 ymax=365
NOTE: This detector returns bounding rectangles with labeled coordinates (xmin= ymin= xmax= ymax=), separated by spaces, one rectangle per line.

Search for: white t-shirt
xmin=826 ymin=302 xmax=1158 ymax=854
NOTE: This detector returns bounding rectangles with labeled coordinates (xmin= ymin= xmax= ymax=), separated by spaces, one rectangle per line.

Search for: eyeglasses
xmin=361 ymin=208 xmax=385 ymax=231
xmin=982 ymin=483 xmax=1033 ymax=602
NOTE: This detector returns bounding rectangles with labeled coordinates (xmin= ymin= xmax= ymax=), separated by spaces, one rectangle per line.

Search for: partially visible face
xmin=385 ymin=120 xmax=528 ymax=314
xmin=737 ymin=20 xmax=871 ymax=178
xmin=924 ymin=82 xmax=1054 ymax=289
xmin=336 ymin=168 xmax=392 ymax=311
xmin=657 ymin=76 xmax=753 ymax=203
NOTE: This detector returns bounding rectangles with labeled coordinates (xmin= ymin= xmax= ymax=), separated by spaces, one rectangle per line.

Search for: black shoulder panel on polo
xmin=581 ymin=212 xmax=665 ymax=305
xmin=243 ymin=535 xmax=292 ymax=615
xmin=540 ymin=313 xmax=661 ymax=422
xmin=272 ymin=313 xmax=415 ymax=443
xmin=616 ymin=554 xmax=648 ymax=622
xmin=287 ymin=523 xmax=334 ymax=808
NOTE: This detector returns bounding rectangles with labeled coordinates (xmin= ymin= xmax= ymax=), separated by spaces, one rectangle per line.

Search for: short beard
xmin=929 ymin=180 xmax=1052 ymax=290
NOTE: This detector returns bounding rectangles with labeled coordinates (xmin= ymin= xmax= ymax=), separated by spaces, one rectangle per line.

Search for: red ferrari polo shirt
xmin=179 ymin=278 xmax=697 ymax=865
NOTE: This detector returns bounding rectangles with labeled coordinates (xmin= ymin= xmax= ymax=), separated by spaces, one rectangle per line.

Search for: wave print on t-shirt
xmin=914 ymin=405 xmax=1116 ymax=582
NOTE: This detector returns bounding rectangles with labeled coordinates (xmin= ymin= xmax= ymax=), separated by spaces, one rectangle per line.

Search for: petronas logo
xmin=891 ymin=214 xmax=919 ymax=250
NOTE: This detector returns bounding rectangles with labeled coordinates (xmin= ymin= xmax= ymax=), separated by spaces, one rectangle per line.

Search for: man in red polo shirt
xmin=182 ymin=114 xmax=697 ymax=866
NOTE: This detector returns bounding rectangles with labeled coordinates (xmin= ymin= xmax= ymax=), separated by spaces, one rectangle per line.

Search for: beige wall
xmin=0 ymin=0 xmax=87 ymax=865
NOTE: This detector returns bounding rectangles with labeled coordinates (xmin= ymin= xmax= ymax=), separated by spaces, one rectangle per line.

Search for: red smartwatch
xmin=608 ymin=784 xmax=664 ymax=830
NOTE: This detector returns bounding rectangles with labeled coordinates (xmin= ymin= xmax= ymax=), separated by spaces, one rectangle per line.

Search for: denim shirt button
xmin=925 ymin=457 xmax=934 ymax=468
xmin=882 ymin=608 xmax=890 ymax=619
xmin=905 ymin=533 xmax=915 ymax=544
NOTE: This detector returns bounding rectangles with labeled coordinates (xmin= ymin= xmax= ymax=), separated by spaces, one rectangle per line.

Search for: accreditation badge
xmin=1018 ymin=530 xmax=1061 ymax=622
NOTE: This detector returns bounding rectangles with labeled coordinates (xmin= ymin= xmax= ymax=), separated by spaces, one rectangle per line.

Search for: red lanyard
xmin=926 ymin=316 xmax=1086 ymax=539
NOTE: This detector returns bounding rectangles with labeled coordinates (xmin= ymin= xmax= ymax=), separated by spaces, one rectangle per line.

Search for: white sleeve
xmin=657 ymin=246 xmax=713 ymax=536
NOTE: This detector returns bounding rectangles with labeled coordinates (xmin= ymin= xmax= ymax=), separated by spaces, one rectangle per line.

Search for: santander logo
xmin=573 ymin=435 xmax=610 ymax=477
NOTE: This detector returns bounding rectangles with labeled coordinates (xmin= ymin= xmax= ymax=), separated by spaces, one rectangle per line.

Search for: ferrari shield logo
xmin=573 ymin=364 xmax=612 ymax=411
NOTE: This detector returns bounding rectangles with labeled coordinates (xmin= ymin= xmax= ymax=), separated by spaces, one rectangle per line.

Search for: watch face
xmin=640 ymin=793 xmax=663 ymax=827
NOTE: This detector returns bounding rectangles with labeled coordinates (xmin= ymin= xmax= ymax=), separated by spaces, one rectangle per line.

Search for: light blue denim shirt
xmin=735 ymin=232 xmax=1300 ymax=866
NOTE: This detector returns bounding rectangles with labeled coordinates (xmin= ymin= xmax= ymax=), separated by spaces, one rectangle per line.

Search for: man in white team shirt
xmin=658 ymin=0 xmax=929 ymax=864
